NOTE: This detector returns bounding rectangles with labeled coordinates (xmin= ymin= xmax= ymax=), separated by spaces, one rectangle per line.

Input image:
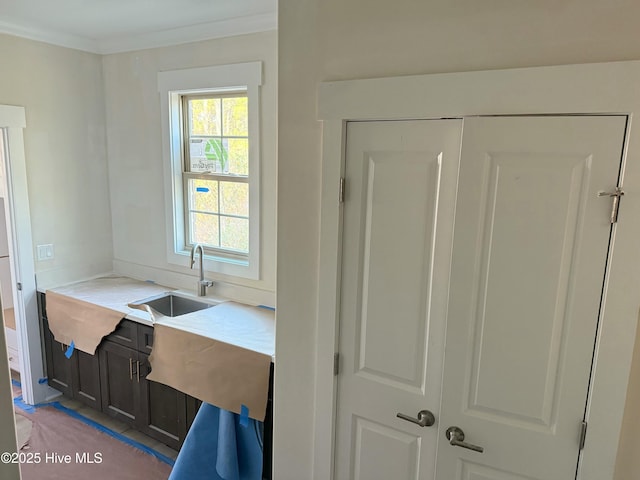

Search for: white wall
xmin=0 ymin=34 xmax=113 ymax=288
xmin=102 ymin=31 xmax=277 ymax=305
xmin=276 ymin=1 xmax=640 ymax=478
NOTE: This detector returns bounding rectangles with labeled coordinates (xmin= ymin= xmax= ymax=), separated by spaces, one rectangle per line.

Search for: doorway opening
xmin=0 ymin=106 xmax=50 ymax=408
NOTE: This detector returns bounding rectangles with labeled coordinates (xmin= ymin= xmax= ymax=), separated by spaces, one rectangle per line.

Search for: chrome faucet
xmin=190 ymin=243 xmax=214 ymax=296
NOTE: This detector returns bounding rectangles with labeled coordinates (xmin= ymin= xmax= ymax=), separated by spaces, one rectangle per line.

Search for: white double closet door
xmin=335 ymin=116 xmax=626 ymax=480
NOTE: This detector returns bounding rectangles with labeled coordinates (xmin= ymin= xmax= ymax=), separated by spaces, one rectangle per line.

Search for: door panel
xmin=335 ymin=119 xmax=463 ymax=480
xmin=460 ymin=461 xmax=535 ymax=480
xmin=337 ymin=115 xmax=626 ymax=480
xmin=467 ymin=152 xmax=590 ymax=429
xmin=358 ymin=150 xmax=442 ymax=389
xmin=352 ymin=417 xmax=420 ymax=480
xmin=436 ymin=116 xmax=626 ymax=479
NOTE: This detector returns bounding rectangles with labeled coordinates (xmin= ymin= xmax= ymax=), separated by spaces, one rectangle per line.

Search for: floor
xmin=11 ymin=370 xmax=179 ymax=462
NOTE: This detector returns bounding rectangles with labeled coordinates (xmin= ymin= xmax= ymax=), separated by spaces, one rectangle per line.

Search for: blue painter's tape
xmin=240 ymin=404 xmax=250 ymax=427
xmin=13 ymin=396 xmax=35 ymax=414
xmin=38 ymin=377 xmax=48 ymax=384
xmin=64 ymin=341 xmax=75 ymax=359
xmin=258 ymin=305 xmax=275 ymax=311
xmin=196 ymin=187 xmax=210 ymax=192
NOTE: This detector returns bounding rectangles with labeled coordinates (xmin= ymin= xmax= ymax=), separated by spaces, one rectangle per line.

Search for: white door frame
xmin=314 ymin=60 xmax=640 ymax=480
xmin=0 ymin=105 xmax=48 ymax=405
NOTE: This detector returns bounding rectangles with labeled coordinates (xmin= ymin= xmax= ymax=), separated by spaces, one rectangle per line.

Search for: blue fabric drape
xmin=169 ymin=403 xmax=263 ymax=480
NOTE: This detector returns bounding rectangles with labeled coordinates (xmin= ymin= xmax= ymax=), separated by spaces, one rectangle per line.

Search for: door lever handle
xmin=396 ymin=410 xmax=435 ymax=427
xmin=446 ymin=426 xmax=484 ymax=453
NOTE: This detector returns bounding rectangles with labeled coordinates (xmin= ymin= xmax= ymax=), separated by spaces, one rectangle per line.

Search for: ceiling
xmin=0 ymin=0 xmax=277 ymax=54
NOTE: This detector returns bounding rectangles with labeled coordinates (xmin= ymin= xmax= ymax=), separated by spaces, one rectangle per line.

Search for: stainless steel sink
xmin=129 ymin=293 xmax=215 ymax=318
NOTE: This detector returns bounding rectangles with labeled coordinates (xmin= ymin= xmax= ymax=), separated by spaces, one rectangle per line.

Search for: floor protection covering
xmin=12 ymin=383 xmax=172 ymax=480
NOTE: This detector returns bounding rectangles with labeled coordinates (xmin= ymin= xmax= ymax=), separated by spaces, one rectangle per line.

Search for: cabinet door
xmin=42 ymin=317 xmax=73 ymax=397
xmin=72 ymin=349 xmax=101 ymax=410
xmin=138 ymin=352 xmax=187 ymax=450
xmin=186 ymin=395 xmax=202 ymax=432
xmin=99 ymin=341 xmax=142 ymax=425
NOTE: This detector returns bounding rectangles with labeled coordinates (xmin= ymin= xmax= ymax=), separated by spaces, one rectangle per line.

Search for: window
xmin=159 ymin=62 xmax=262 ymax=279
xmin=183 ymin=93 xmax=250 ymax=255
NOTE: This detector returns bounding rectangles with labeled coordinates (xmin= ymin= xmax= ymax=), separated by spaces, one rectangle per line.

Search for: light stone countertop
xmin=45 ymin=275 xmax=275 ymax=360
xmin=154 ymin=301 xmax=275 ymax=358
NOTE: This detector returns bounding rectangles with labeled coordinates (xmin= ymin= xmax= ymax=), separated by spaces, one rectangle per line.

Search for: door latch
xmin=598 ymin=187 xmax=624 ymax=224
xmin=579 ymin=421 xmax=588 ymax=450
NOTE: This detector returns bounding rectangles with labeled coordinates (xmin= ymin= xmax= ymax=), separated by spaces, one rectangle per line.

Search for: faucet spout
xmin=190 ymin=243 xmax=214 ymax=296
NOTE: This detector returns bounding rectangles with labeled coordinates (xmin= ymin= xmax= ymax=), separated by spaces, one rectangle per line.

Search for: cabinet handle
xmin=136 ymin=361 xmax=140 ymax=383
xmin=129 ymin=358 xmax=133 ymax=380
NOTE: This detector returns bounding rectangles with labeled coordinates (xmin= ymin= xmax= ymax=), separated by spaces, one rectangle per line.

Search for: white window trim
xmin=158 ymin=62 xmax=262 ymax=279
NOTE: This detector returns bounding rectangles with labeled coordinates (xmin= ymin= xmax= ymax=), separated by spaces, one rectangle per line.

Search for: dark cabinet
xmin=99 ymin=340 xmax=143 ymax=424
xmin=40 ymin=294 xmax=73 ymax=396
xmin=98 ymin=330 xmax=192 ymax=450
xmin=41 ymin=314 xmax=102 ymax=410
xmin=186 ymin=395 xmax=202 ymax=431
xmin=136 ymin=323 xmax=191 ymax=449
xmin=38 ymin=291 xmax=272 ymax=466
xmin=98 ymin=319 xmax=145 ymax=424
xmin=73 ymin=349 xmax=101 ymax=410
xmin=39 ymin=294 xmax=200 ymax=449
xmin=138 ymin=353 xmax=188 ymax=450
xmin=98 ymin=320 xmax=195 ymax=450
xmin=42 ymin=316 xmax=73 ymax=397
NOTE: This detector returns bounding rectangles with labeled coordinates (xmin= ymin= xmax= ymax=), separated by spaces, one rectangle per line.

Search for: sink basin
xmin=130 ymin=293 xmax=215 ymax=317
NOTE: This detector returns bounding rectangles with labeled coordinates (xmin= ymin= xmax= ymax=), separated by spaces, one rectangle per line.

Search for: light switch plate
xmin=37 ymin=244 xmax=54 ymax=261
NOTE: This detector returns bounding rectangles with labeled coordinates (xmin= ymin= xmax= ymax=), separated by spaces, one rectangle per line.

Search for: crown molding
xmin=0 ymin=19 xmax=100 ymax=53
xmin=0 ymin=12 xmax=277 ymax=55
xmin=98 ymin=12 xmax=277 ymax=54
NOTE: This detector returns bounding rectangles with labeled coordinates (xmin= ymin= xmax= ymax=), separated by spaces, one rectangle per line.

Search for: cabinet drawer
xmin=137 ymin=324 xmax=154 ymax=355
xmin=104 ymin=319 xmax=138 ymax=350
xmin=7 ymin=346 xmax=19 ymax=372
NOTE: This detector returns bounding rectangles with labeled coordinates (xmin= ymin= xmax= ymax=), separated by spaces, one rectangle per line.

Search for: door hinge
xmin=339 ymin=177 xmax=345 ymax=203
xmin=16 ymin=282 xmax=22 ymax=291
xmin=579 ymin=421 xmax=588 ymax=450
xmin=334 ymin=353 xmax=340 ymax=376
xmin=598 ymin=187 xmax=624 ymax=224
